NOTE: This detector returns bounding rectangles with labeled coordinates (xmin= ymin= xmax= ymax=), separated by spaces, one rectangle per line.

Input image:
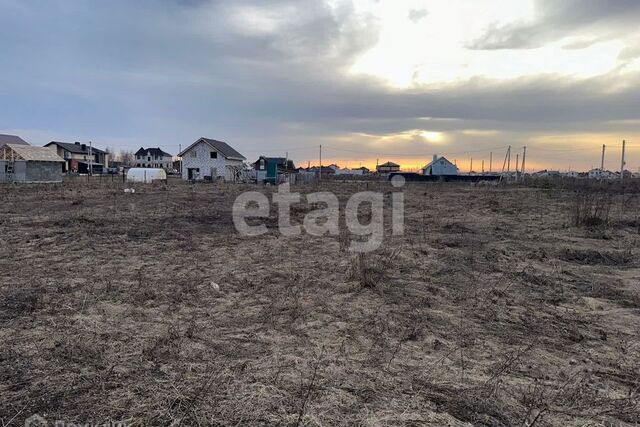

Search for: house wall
xmin=181 ymin=141 xmax=244 ymax=181
xmin=50 ymin=146 xmax=109 ymax=172
xmin=0 ymin=161 xmax=62 ymax=183
xmin=136 ymin=154 xmax=173 ymax=169
xmin=377 ymin=166 xmax=399 ymax=173
xmin=425 ymin=160 xmax=458 ymax=176
xmin=25 ymin=162 xmax=63 ymax=182
xmin=0 ymin=161 xmax=26 ymax=182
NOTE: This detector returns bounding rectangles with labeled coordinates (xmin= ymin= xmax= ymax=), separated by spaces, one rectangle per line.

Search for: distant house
xmin=333 ymin=166 xmax=371 ymax=176
xmin=377 ymin=162 xmax=400 ymax=174
xmin=253 ymin=156 xmax=288 ymax=183
xmin=45 ymin=141 xmax=109 ymax=174
xmin=0 ymin=134 xmax=29 ymax=146
xmin=422 ymin=155 xmax=458 ymax=176
xmin=563 ymin=171 xmax=580 ymax=178
xmin=308 ymin=166 xmax=336 ymax=176
xmin=135 ymin=147 xmax=173 ymax=170
xmin=0 ymin=143 xmax=65 ymax=183
xmin=332 ymin=165 xmax=354 ymax=175
xmin=588 ymin=168 xmax=616 ymax=180
xmin=532 ymin=170 xmax=560 ymax=178
xmin=178 ymin=137 xmax=246 ymax=181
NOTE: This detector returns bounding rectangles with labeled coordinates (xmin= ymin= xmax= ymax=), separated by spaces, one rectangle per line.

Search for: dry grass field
xmin=1 ymin=178 xmax=639 ymax=426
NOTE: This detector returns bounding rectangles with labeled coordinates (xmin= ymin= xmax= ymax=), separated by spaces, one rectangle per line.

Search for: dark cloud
xmin=468 ymin=0 xmax=640 ymax=50
xmin=0 ymin=0 xmax=639 ymax=169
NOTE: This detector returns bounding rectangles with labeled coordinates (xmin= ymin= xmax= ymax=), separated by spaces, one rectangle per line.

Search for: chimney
xmin=433 ymin=154 xmax=438 ymax=163
xmin=75 ymin=142 xmax=80 ymax=145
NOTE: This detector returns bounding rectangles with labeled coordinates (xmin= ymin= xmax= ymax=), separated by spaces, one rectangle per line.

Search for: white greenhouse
xmin=126 ymin=168 xmax=167 ymax=183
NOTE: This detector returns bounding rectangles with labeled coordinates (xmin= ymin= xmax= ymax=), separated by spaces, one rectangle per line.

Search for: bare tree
xmin=114 ymin=149 xmax=136 ymax=166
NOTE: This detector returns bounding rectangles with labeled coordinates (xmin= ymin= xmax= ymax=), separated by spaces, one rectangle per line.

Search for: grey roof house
xmin=178 ymin=137 xmax=246 ymax=181
xmin=45 ymin=141 xmax=110 ymax=174
xmin=0 ymin=134 xmax=29 ymax=146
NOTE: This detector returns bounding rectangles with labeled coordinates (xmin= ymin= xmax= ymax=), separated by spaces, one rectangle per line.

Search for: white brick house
xmin=178 ymin=137 xmax=246 ymax=181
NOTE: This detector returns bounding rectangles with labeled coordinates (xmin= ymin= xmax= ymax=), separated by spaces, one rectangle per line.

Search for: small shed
xmin=0 ymin=144 xmax=65 ymax=183
xmin=253 ymin=156 xmax=287 ymax=183
xmin=127 ymin=168 xmax=167 ymax=183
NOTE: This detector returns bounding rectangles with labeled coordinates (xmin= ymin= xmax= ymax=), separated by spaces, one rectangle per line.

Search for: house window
xmin=259 ymin=159 xmax=265 ymax=170
xmin=148 ymin=156 xmax=151 ymax=161
xmin=191 ymin=151 xmax=197 ymax=158
xmin=210 ymin=152 xmax=217 ymax=159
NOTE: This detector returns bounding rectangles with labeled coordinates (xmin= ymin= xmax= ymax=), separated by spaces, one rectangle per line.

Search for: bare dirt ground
xmin=1 ymin=178 xmax=639 ymax=426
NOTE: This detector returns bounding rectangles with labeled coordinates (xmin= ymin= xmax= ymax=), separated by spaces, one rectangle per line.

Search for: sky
xmin=1 ymin=0 xmax=640 ymax=172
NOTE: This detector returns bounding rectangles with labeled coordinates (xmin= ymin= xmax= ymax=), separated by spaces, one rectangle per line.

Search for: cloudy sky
xmin=1 ymin=0 xmax=639 ymax=171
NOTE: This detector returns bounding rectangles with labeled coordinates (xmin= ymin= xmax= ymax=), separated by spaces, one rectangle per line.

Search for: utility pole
xmin=601 ymin=144 xmax=606 ymax=171
xmin=179 ymin=143 xmax=182 ymax=177
xmin=470 ymin=158 xmax=473 ymax=174
xmin=89 ymin=141 xmax=93 ymax=176
xmin=515 ymin=154 xmax=519 ymax=181
xmin=482 ymin=160 xmax=485 ymax=174
xmin=319 ymin=145 xmax=322 ymax=182
xmin=621 ymin=140 xmax=626 ymax=182
xmin=507 ymin=145 xmax=511 ymax=173
xmin=500 ymin=146 xmax=510 ymax=180
xmin=521 ymin=146 xmax=527 ymax=182
xmin=489 ymin=152 xmax=493 ymax=173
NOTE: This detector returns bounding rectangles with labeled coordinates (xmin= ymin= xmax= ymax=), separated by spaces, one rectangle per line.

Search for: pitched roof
xmin=45 ymin=141 xmax=106 ymax=155
xmin=378 ymin=162 xmax=400 ymax=167
xmin=5 ymin=144 xmax=65 ymax=162
xmin=0 ymin=134 xmax=29 ymax=145
xmin=308 ymin=166 xmax=336 ymax=173
xmin=178 ymin=137 xmax=246 ymax=160
xmin=422 ymin=156 xmax=456 ymax=170
xmin=135 ymin=147 xmax=173 ymax=157
xmin=253 ymin=156 xmax=286 ymax=165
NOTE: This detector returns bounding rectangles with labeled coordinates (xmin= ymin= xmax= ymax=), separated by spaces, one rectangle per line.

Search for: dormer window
xmin=259 ymin=159 xmax=265 ymax=170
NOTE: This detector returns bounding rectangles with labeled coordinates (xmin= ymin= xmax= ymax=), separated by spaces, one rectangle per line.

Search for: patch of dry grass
xmin=1 ymin=179 xmax=639 ymax=425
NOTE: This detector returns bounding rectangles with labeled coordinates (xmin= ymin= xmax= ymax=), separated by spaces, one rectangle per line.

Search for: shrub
xmin=570 ymin=191 xmax=612 ymax=227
